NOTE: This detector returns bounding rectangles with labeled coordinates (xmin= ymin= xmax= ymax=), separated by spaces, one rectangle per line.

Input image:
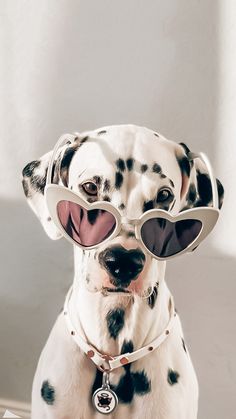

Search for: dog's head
xmin=22 ymin=125 xmax=224 ymax=298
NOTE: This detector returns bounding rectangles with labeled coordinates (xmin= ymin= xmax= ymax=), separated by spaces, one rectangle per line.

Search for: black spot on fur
xmin=51 ymin=160 xmax=60 ymax=184
xmin=119 ymin=203 xmax=125 ymax=210
xmin=93 ymin=175 xmax=102 ymax=186
xmin=106 ymin=308 xmax=125 ymax=340
xmin=141 ymin=164 xmax=148 ymax=173
xmin=154 ymin=133 xmax=159 ymax=138
xmin=132 ymin=371 xmax=151 ymax=395
xmin=179 ymin=142 xmax=191 ymax=155
xmin=31 ymin=170 xmax=47 ymax=194
xmin=216 ymin=178 xmax=224 ymax=209
xmin=116 ymin=158 xmax=126 ymax=172
xmin=87 ymin=196 xmax=96 ymax=203
xmin=103 ymin=195 xmax=111 ymax=202
xmin=103 ymin=179 xmax=111 ymax=193
xmin=178 ymin=143 xmax=194 ymax=169
xmin=177 ymin=156 xmax=191 ymax=177
xmin=60 ymin=144 xmax=80 ymax=186
xmin=126 ymin=158 xmax=134 ymax=171
xmin=147 ymin=283 xmax=159 ymax=309
xmin=186 ymin=183 xmax=197 ymax=204
xmin=114 ymin=370 xmax=151 ymax=403
xmin=152 ymin=163 xmax=162 ymax=174
xmin=41 ymin=380 xmax=55 ymax=405
xmin=97 ymin=130 xmax=107 ymax=135
xmin=80 ymin=136 xmax=88 ymax=144
xmin=143 ymin=200 xmax=154 ymax=212
xmin=115 ymin=172 xmax=123 ymax=189
xmin=115 ymin=369 xmax=134 ymax=403
xmin=160 ymin=173 xmax=166 ymax=179
xmin=87 ymin=209 xmax=99 ymax=225
xmin=167 ymin=369 xmax=180 ymax=385
xmin=22 ymin=160 xmax=40 ymax=177
xmin=126 ymin=231 xmax=135 ymax=238
xmin=169 ymin=179 xmax=175 ymax=188
xmin=182 ymin=338 xmax=187 ymax=353
xmin=60 ymin=146 xmax=78 ymax=170
xmin=22 ymin=160 xmax=47 ymax=195
xmin=195 ymin=172 xmax=212 ymax=206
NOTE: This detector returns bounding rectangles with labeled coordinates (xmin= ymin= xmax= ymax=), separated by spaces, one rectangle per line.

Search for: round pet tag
xmin=92 ymin=371 xmax=118 ymax=414
xmin=92 ymin=387 xmax=118 ymax=414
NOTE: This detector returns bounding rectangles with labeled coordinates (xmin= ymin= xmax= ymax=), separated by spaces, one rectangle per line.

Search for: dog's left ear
xmin=21 ymin=134 xmax=83 ymax=240
xmin=21 ymin=149 xmax=64 ymax=240
xmin=176 ymin=142 xmax=224 ymax=211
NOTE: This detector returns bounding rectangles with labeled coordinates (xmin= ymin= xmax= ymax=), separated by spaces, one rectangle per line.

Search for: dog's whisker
xmin=138 ymin=286 xmax=155 ymax=300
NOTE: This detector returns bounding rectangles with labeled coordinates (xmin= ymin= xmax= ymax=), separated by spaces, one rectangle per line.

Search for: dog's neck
xmin=69 ymin=249 xmax=171 ymax=356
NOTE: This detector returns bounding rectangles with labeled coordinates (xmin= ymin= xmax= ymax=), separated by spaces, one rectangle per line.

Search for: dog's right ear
xmin=22 ymin=149 xmax=64 ymax=240
xmin=177 ymin=142 xmax=224 ymax=211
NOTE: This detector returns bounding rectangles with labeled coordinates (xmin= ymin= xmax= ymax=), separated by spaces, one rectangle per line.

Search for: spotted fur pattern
xmin=22 ymin=125 xmax=224 ymax=419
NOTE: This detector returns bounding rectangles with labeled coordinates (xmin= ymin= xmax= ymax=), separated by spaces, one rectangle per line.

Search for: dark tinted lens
xmin=141 ymin=218 xmax=202 ymax=258
xmin=57 ymin=200 xmax=116 ymax=246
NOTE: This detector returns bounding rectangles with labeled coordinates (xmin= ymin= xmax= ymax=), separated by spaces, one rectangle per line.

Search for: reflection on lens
xmin=57 ymin=200 xmax=116 ymax=246
xmin=141 ymin=217 xmax=202 ymax=258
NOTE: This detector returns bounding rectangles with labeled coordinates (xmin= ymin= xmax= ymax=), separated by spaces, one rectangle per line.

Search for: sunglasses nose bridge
xmin=120 ymin=217 xmax=138 ymax=237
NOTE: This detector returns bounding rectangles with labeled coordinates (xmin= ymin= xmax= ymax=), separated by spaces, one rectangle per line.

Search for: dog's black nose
xmin=99 ymin=245 xmax=145 ymax=287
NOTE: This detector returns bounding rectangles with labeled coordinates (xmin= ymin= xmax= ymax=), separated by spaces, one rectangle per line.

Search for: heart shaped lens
xmin=57 ymin=200 xmax=116 ymax=247
xmin=141 ymin=218 xmax=202 ymax=258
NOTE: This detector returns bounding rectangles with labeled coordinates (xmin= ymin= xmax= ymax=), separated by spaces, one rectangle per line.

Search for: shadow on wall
xmin=0 ymin=199 xmax=73 ymax=402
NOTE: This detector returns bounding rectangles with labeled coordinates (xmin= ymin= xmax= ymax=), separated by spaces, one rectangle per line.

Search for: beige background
xmin=0 ymin=1 xmax=235 ymax=418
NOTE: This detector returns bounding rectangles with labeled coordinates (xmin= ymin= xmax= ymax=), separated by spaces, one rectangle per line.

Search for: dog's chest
xmin=37 ymin=313 xmax=197 ymax=419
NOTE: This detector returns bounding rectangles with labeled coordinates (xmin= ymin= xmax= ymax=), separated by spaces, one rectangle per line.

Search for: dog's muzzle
xmin=98 ymin=245 xmax=145 ymax=287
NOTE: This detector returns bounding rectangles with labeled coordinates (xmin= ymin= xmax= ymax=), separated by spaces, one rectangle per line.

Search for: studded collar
xmin=63 ymin=286 xmax=176 ymax=372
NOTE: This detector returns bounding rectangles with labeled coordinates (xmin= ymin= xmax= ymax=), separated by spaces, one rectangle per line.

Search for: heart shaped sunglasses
xmin=45 ymin=134 xmax=220 ymax=260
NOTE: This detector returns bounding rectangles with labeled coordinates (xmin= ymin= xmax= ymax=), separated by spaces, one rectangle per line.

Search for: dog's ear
xmin=22 ymin=149 xmax=63 ymax=240
xmin=176 ymin=142 xmax=224 ymax=211
xmin=21 ymin=135 xmax=83 ymax=239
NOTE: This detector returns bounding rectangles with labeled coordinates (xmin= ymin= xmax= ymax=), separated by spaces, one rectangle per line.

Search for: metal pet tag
xmin=92 ymin=371 xmax=118 ymax=414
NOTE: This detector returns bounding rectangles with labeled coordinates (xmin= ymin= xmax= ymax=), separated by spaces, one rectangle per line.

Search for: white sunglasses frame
xmin=44 ymin=133 xmax=220 ymax=261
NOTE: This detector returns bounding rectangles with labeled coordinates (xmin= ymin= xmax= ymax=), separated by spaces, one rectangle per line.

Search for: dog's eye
xmin=156 ymin=188 xmax=172 ymax=202
xmin=81 ymin=182 xmax=98 ymax=196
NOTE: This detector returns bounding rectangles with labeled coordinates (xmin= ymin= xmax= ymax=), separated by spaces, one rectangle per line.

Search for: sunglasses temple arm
xmin=188 ymin=152 xmax=219 ymax=209
xmin=46 ymin=133 xmax=78 ymax=186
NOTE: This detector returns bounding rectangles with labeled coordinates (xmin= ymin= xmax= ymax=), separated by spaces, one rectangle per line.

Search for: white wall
xmin=0 ymin=0 xmax=220 ymax=199
xmin=0 ymin=1 xmax=235 ymax=418
xmin=211 ymin=1 xmax=236 ymax=256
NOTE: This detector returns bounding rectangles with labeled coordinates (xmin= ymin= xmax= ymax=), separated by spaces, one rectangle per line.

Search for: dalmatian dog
xmin=22 ymin=125 xmax=224 ymax=419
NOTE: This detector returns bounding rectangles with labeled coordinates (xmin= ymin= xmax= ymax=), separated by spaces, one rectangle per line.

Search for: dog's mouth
xmin=101 ymin=286 xmax=131 ymax=296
